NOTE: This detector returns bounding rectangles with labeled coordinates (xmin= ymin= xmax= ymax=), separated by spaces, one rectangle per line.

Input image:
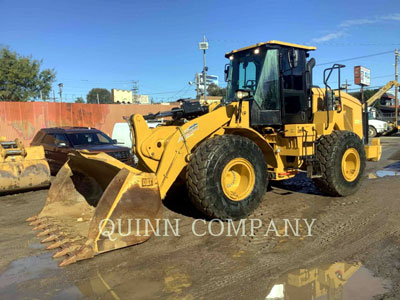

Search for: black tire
xmin=186 ymin=135 xmax=268 ymax=220
xmin=313 ymin=131 xmax=366 ymax=197
xmin=368 ymin=126 xmax=377 ymax=138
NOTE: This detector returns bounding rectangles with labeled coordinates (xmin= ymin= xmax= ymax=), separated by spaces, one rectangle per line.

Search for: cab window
xmin=281 ymin=48 xmax=308 ymax=123
xmin=254 ymin=49 xmax=280 ymax=110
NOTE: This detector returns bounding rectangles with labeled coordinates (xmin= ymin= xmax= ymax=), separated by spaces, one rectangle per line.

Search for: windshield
xmin=67 ymin=132 xmax=114 ymax=146
xmin=226 ymin=48 xmax=280 ymax=110
xmin=226 ymin=51 xmax=263 ymax=101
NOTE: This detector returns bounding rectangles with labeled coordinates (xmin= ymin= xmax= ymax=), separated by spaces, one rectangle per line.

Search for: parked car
xmin=31 ymin=127 xmax=134 ymax=174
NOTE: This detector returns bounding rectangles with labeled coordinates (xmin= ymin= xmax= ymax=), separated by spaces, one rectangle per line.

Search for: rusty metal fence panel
xmin=0 ymin=102 xmax=177 ymax=144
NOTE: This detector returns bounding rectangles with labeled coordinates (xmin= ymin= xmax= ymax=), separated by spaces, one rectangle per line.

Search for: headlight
xmin=236 ymin=90 xmax=250 ymax=100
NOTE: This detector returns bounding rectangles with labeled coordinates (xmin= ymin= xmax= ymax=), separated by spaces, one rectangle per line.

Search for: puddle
xmin=0 ymin=253 xmax=61 ymax=299
xmin=0 ymin=253 xmax=59 ymax=289
xmin=28 ymin=242 xmax=45 ymax=249
xmin=265 ymin=262 xmax=391 ymax=300
xmin=56 ymin=286 xmax=83 ymax=300
xmin=55 ymin=270 xmax=165 ymax=300
xmin=375 ymin=162 xmax=400 ymax=178
xmin=54 ymin=266 xmax=192 ymax=300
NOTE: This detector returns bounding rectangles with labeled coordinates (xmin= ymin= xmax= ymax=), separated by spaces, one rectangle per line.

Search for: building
xmin=111 ymin=89 xmax=150 ymax=104
xmin=380 ymin=93 xmax=396 ymax=107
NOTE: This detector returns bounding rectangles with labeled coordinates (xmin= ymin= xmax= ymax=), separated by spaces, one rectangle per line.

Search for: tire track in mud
xmin=3 ymin=153 xmax=400 ymax=300
xmin=187 ymin=177 xmax=400 ymax=299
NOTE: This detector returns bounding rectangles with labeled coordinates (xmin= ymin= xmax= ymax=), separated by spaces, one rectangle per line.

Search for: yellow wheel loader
xmin=0 ymin=137 xmax=50 ymax=193
xmin=27 ymin=41 xmax=381 ymax=266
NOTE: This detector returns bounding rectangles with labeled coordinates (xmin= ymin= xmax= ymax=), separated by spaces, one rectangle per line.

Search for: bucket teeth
xmin=59 ymin=255 xmax=77 ymax=267
xmin=37 ymin=229 xmax=51 ymax=237
xmin=53 ymin=244 xmax=81 ymax=258
xmin=46 ymin=240 xmax=64 ymax=250
xmin=33 ymin=224 xmax=47 ymax=231
xmin=29 ymin=219 xmax=42 ymax=226
xmin=26 ymin=216 xmax=38 ymax=222
xmin=53 ymin=248 xmax=69 ymax=258
xmin=41 ymin=234 xmax=58 ymax=243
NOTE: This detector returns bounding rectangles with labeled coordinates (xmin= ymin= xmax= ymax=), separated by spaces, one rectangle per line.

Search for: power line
xmin=314 ymin=73 xmax=394 ymax=87
xmin=315 ymin=50 xmax=393 ymax=67
xmin=209 ymin=39 xmax=400 ymax=48
xmin=346 ymin=84 xmax=397 ymax=91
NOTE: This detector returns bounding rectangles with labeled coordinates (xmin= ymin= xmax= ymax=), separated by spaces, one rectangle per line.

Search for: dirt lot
xmin=1 ymin=136 xmax=400 ymax=300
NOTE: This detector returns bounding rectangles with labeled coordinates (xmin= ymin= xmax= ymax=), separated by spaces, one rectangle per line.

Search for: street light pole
xmin=199 ymin=36 xmax=208 ymax=102
xmin=395 ymin=49 xmax=399 ymax=126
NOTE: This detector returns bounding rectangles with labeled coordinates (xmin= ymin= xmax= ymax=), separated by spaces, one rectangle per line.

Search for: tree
xmin=349 ymin=88 xmax=380 ymax=102
xmin=86 ymin=88 xmax=112 ymax=104
xmin=75 ymin=97 xmax=85 ymax=103
xmin=0 ymin=47 xmax=56 ymax=101
xmin=207 ymin=83 xmax=226 ymax=98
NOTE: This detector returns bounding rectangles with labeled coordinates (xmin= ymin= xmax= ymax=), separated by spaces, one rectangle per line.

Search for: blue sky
xmin=1 ymin=0 xmax=399 ymax=102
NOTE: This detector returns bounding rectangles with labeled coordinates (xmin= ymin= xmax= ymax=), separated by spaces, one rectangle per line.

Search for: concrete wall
xmin=0 ymin=102 xmax=177 ymax=144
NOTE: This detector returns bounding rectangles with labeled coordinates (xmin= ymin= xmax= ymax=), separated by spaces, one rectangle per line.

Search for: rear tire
xmin=186 ymin=135 xmax=268 ymax=220
xmin=313 ymin=131 xmax=366 ymax=196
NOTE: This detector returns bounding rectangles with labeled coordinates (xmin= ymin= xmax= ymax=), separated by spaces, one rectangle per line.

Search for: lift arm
xmin=366 ymin=80 xmax=400 ymax=107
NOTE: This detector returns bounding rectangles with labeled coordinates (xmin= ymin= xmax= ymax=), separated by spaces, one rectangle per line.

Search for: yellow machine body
xmin=0 ymin=137 xmax=50 ymax=193
xmin=28 ymin=40 xmax=381 ymax=266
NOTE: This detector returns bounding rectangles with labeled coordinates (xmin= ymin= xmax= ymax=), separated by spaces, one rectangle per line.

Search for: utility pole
xmin=96 ymin=93 xmax=100 ymax=104
xmin=341 ymin=79 xmax=351 ymax=93
xmin=196 ymin=73 xmax=200 ymax=98
xmin=395 ymin=49 xmax=399 ymax=126
xmin=199 ymin=36 xmax=208 ymax=102
xmin=53 ymin=90 xmax=56 ymax=102
xmin=132 ymin=81 xmax=139 ymax=104
xmin=58 ymin=83 xmax=63 ymax=103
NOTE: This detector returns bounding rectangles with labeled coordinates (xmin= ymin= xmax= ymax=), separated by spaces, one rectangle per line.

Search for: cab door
xmin=250 ymin=48 xmax=282 ymax=126
xmin=280 ymin=48 xmax=310 ymax=124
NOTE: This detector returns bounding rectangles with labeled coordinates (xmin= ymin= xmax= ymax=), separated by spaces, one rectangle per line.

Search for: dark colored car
xmin=31 ymin=127 xmax=134 ymax=174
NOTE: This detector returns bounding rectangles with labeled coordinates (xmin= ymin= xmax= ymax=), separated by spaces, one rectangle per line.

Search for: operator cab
xmin=225 ymin=40 xmax=316 ymax=127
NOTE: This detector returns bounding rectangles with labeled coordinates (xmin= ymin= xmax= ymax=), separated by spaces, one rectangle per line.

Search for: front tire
xmin=186 ymin=135 xmax=268 ymax=220
xmin=368 ymin=126 xmax=377 ymax=138
xmin=313 ymin=131 xmax=366 ymax=196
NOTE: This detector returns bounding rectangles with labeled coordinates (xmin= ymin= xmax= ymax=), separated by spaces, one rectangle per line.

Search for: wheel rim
xmin=341 ymin=148 xmax=360 ymax=182
xmin=368 ymin=127 xmax=374 ymax=137
xmin=221 ymin=158 xmax=255 ymax=201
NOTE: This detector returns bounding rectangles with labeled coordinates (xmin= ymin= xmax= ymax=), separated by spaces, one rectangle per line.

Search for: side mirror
xmin=112 ymin=139 xmax=118 ymax=144
xmin=224 ymin=64 xmax=230 ymax=82
xmin=57 ymin=142 xmax=67 ymax=148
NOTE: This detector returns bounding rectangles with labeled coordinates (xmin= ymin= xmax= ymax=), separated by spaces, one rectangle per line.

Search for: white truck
xmin=111 ymin=120 xmax=163 ymax=148
xmin=368 ymin=107 xmax=389 ymax=138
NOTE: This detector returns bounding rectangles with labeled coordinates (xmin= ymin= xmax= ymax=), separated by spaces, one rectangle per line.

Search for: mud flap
xmin=27 ymin=151 xmax=162 ymax=266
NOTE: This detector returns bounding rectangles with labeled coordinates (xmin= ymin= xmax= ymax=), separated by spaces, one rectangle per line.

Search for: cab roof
xmin=225 ymin=40 xmax=316 ymax=57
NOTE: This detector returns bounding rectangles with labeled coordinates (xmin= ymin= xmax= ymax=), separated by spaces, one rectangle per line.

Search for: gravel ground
xmin=0 ymin=135 xmax=399 ymax=300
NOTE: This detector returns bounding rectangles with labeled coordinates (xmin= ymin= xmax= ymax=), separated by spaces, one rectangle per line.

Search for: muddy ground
xmin=1 ymin=136 xmax=400 ymax=300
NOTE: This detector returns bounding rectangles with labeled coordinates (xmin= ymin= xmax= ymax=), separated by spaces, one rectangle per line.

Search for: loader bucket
xmin=27 ymin=151 xmax=162 ymax=267
xmin=0 ymin=139 xmax=50 ymax=193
